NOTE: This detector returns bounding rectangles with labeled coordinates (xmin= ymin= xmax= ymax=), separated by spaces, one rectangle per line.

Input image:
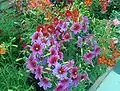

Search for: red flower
xmin=65 ymin=10 xmax=72 ymax=17
xmin=37 ymin=25 xmax=44 ymax=32
xmin=53 ymin=17 xmax=59 ymax=25
xmin=47 ymin=24 xmax=55 ymax=34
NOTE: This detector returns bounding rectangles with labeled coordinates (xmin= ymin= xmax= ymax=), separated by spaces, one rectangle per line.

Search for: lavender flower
xmin=38 ymin=78 xmax=52 ymax=90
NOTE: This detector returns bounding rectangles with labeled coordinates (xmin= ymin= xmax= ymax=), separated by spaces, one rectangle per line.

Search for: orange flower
xmin=98 ymin=55 xmax=107 ymax=64
xmin=107 ymin=58 xmax=116 ymax=67
xmin=0 ymin=44 xmax=6 ymax=55
xmin=112 ymin=49 xmax=120 ymax=59
xmin=84 ymin=0 xmax=93 ymax=6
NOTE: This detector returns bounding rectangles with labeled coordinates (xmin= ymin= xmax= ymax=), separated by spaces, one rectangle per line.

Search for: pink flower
xmin=38 ymin=77 xmax=52 ymax=90
xmin=70 ymin=67 xmax=79 ymax=78
xmin=34 ymin=66 xmax=43 ymax=79
xmin=31 ymin=41 xmax=43 ymax=55
xmin=54 ymin=84 xmax=64 ymax=91
xmin=62 ymin=32 xmax=72 ymax=42
xmin=48 ymin=55 xmax=59 ymax=66
xmin=32 ymin=32 xmax=43 ymax=42
xmin=113 ymin=18 xmax=120 ymax=26
xmin=71 ymin=23 xmax=82 ymax=34
xmin=83 ymin=52 xmax=95 ymax=64
xmin=26 ymin=55 xmax=37 ymax=73
xmin=53 ymin=64 xmax=68 ymax=78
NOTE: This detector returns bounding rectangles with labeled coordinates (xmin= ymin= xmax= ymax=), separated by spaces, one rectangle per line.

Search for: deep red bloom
xmin=37 ymin=25 xmax=44 ymax=32
xmin=53 ymin=17 xmax=59 ymax=25
xmin=47 ymin=24 xmax=55 ymax=34
xmin=65 ymin=10 xmax=72 ymax=17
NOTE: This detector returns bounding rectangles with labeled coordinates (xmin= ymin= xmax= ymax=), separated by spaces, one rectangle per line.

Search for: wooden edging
xmin=89 ymin=67 xmax=113 ymax=91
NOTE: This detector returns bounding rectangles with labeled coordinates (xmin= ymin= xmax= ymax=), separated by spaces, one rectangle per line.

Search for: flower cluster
xmin=26 ymin=14 xmax=101 ymax=90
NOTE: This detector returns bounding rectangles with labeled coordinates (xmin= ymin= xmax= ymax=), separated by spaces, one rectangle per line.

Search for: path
xmin=96 ymin=60 xmax=120 ymax=91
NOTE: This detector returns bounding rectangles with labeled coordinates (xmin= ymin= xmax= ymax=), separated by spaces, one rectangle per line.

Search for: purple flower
xmin=26 ymin=55 xmax=37 ymax=73
xmin=82 ymin=16 xmax=89 ymax=33
xmin=93 ymin=46 xmax=100 ymax=56
xmin=83 ymin=52 xmax=95 ymax=64
xmin=34 ymin=66 xmax=43 ymax=79
xmin=70 ymin=67 xmax=79 ymax=78
xmin=82 ymin=16 xmax=89 ymax=25
xmin=77 ymin=36 xmax=83 ymax=47
xmin=71 ymin=75 xmax=81 ymax=87
xmin=31 ymin=41 xmax=43 ymax=55
xmin=71 ymin=23 xmax=82 ymax=34
xmin=48 ymin=55 xmax=59 ymax=66
xmin=58 ymin=78 xmax=72 ymax=89
xmin=53 ymin=63 xmax=68 ymax=78
xmin=60 ymin=22 xmax=69 ymax=32
xmin=62 ymin=32 xmax=72 ymax=42
xmin=38 ymin=77 xmax=52 ymax=90
xmin=82 ymin=23 xmax=88 ymax=33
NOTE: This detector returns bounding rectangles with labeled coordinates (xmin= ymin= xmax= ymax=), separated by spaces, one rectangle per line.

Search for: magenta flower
xmin=71 ymin=23 xmax=82 ymax=34
xmin=26 ymin=55 xmax=37 ymax=73
xmin=48 ymin=55 xmax=59 ymax=66
xmin=31 ymin=41 xmax=43 ymax=55
xmin=53 ymin=64 xmax=68 ymax=78
xmin=83 ymin=52 xmax=95 ymax=64
xmin=93 ymin=46 xmax=100 ymax=56
xmin=34 ymin=66 xmax=43 ymax=79
xmin=77 ymin=36 xmax=83 ymax=47
xmin=70 ymin=67 xmax=79 ymax=78
xmin=38 ymin=77 xmax=52 ymax=90
xmin=71 ymin=75 xmax=81 ymax=87
xmin=62 ymin=32 xmax=72 ymax=42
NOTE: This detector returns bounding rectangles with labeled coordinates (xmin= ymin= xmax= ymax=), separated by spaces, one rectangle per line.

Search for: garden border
xmin=89 ymin=67 xmax=113 ymax=91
